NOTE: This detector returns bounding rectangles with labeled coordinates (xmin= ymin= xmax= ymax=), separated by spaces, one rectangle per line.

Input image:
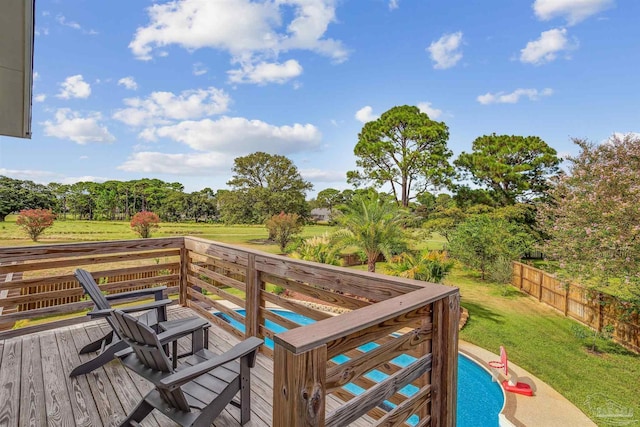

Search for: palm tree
xmin=333 ymin=196 xmax=407 ymax=273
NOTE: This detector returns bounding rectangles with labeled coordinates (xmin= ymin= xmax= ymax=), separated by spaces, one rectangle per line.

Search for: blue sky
xmin=1 ymin=0 xmax=638 ymax=197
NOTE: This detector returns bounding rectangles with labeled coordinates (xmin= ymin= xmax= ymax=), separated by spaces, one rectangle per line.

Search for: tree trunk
xmin=0 ymin=214 xmax=6 ymax=222
xmin=367 ymin=256 xmax=376 ymax=273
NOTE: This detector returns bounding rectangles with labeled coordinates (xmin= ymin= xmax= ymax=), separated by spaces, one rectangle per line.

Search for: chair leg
xmin=79 ymin=330 xmax=113 ymax=354
xmin=69 ymin=339 xmax=128 ymax=377
xmin=239 ymin=356 xmax=252 ymax=425
xmin=119 ymin=399 xmax=154 ymax=426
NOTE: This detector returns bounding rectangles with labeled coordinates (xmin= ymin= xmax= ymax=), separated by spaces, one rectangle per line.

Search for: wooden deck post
xmin=179 ymin=246 xmax=188 ymax=306
xmin=430 ymin=294 xmax=460 ymax=427
xmin=245 ymin=253 xmax=263 ymax=339
xmin=273 ymin=343 xmax=327 ymax=427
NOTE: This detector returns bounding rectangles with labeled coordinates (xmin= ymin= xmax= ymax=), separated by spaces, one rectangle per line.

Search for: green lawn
xmin=447 ymin=267 xmax=639 ymax=424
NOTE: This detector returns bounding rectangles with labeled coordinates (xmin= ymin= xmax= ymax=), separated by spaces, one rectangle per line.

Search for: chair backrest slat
xmin=74 ymin=269 xmax=110 ymax=309
xmin=112 ymin=310 xmax=191 ymax=411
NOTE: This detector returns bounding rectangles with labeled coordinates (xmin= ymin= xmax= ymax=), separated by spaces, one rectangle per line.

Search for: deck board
xmin=0 ymin=305 xmax=376 ymax=426
xmin=0 ymin=339 xmax=22 ymax=426
xmin=19 ymin=334 xmax=46 ymax=427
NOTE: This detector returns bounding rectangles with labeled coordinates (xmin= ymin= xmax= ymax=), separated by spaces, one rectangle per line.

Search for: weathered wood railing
xmin=183 ymin=237 xmax=459 ymax=427
xmin=0 ymin=238 xmax=182 ymax=337
xmin=0 ymin=236 xmax=460 ymax=426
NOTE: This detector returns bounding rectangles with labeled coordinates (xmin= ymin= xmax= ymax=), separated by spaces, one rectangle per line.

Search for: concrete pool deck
xmin=459 ymin=341 xmax=596 ymax=427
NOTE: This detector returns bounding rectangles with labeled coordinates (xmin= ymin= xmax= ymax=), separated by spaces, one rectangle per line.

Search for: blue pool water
xmin=218 ymin=309 xmax=503 ymax=426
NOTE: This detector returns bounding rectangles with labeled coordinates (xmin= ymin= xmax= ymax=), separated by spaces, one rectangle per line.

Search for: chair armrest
xmin=105 ymin=286 xmax=167 ymax=302
xmin=157 ymin=318 xmax=210 ymax=345
xmin=87 ymin=308 xmax=112 ymax=318
xmin=119 ymin=299 xmax=171 ymax=314
xmin=159 ymin=337 xmax=263 ymax=391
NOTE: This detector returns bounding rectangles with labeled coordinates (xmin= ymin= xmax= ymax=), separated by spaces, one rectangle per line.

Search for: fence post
xmin=564 ymin=284 xmax=569 ymax=316
xmin=537 ymin=271 xmax=543 ymax=301
xmin=597 ymin=292 xmax=604 ymax=332
xmin=273 ymin=342 xmax=327 ymax=426
xmin=519 ymin=263 xmax=524 ymax=290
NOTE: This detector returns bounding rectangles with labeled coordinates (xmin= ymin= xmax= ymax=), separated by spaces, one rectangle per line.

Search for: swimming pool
xmin=217 ymin=309 xmax=503 ymax=426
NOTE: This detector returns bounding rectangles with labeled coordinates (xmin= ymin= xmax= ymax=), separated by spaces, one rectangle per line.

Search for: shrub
xmin=130 ymin=211 xmax=160 ymax=238
xmin=290 ymin=233 xmax=342 ymax=266
xmin=265 ymin=212 xmax=303 ymax=252
xmin=16 ymin=208 xmax=56 ymax=241
xmin=386 ymin=250 xmax=454 ymax=283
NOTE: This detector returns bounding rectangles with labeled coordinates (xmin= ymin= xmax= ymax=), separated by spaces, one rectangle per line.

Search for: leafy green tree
xmin=348 ymin=105 xmax=453 ymax=207
xmin=455 ymin=134 xmax=560 ymax=206
xmin=315 ymin=188 xmax=343 ymax=212
xmin=423 ymin=206 xmax=466 ymax=243
xmin=333 ymin=195 xmax=408 ymax=272
xmin=540 ymin=135 xmax=640 ymax=301
xmin=220 ymin=152 xmax=312 ymax=224
xmin=187 ymin=188 xmax=218 ymax=222
xmin=0 ymin=176 xmax=56 ymax=221
xmin=448 ymin=215 xmax=534 ymax=280
xmin=385 ymin=250 xmax=454 ymax=283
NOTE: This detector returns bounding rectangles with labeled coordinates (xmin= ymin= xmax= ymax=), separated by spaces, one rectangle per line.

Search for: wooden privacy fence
xmin=513 ymin=261 xmax=639 ymax=352
xmin=0 ymin=237 xmax=460 ymax=426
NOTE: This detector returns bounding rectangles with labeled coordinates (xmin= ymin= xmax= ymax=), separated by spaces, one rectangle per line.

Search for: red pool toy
xmin=490 ymin=346 xmax=534 ymax=396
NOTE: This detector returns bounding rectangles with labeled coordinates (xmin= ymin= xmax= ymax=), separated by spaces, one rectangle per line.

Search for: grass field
xmin=2 ymin=217 xmax=638 ymax=424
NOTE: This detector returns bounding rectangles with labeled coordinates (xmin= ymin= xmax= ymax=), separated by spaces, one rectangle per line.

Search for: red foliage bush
xmin=130 ymin=211 xmax=160 ymax=238
xmin=16 ymin=209 xmax=56 ymax=241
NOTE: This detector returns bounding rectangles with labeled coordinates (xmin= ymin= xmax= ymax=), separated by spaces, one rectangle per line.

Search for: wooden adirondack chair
xmin=112 ymin=309 xmax=263 ymax=426
xmin=72 ymin=268 xmax=210 ymax=377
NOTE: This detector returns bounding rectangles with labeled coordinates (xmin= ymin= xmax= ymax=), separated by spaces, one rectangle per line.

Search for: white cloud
xmin=118 ymin=152 xmax=231 ymax=175
xmin=34 ymin=94 xmax=46 ymax=103
xmin=0 ymin=169 xmax=107 ymax=185
xmin=355 ymin=106 xmax=379 ymax=123
xmin=520 ymin=28 xmax=576 ymax=65
xmin=118 ymin=76 xmax=138 ymax=90
xmin=300 ymin=168 xmax=346 ymax=182
xmin=389 ymin=0 xmax=400 ymax=10
xmin=113 ymin=87 xmax=231 ymax=127
xmin=42 ymin=109 xmax=115 ymax=144
xmin=427 ymin=32 xmax=463 ymax=69
xmin=533 ymin=0 xmax=613 ymax=25
xmin=129 ymin=0 xmax=347 ymax=61
xmin=154 ymin=116 xmax=322 ymax=154
xmin=477 ymin=88 xmax=553 ymax=105
xmin=0 ymin=168 xmax=59 ymax=182
xmin=228 ymin=59 xmax=303 ymax=85
xmin=193 ymin=62 xmax=208 ymax=76
xmin=33 ymin=71 xmax=40 ymax=81
xmin=417 ymin=102 xmax=442 ymax=119
xmin=55 ymin=14 xmax=98 ymax=34
xmin=57 ymin=75 xmax=91 ymax=99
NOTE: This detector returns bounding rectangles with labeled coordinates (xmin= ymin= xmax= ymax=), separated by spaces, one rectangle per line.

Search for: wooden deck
xmin=0 ymin=306 xmax=260 ymax=426
xmin=0 ymin=305 xmax=375 ymax=427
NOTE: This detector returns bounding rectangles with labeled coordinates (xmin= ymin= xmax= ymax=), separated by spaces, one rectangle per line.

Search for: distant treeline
xmin=0 ymin=176 xmax=217 ymax=222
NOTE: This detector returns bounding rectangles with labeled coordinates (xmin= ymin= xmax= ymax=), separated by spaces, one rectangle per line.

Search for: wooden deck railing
xmin=0 ymin=237 xmax=460 ymax=426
